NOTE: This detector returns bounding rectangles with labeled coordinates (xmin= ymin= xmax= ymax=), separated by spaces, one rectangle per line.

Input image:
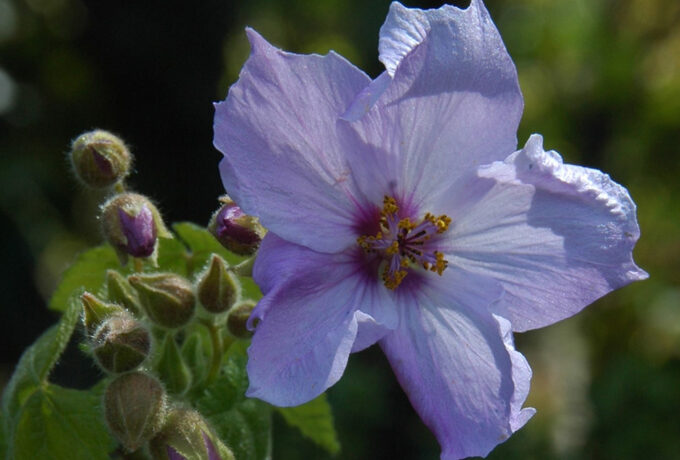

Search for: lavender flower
xmin=213 ymin=1 xmax=647 ymax=458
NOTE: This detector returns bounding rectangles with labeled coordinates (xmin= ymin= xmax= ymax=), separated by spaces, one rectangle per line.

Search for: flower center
xmin=357 ymin=196 xmax=451 ymax=290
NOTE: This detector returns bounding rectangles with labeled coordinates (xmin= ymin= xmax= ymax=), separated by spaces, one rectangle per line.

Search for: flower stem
xmin=133 ymin=257 xmax=143 ymax=273
xmin=201 ymin=319 xmax=223 ymax=386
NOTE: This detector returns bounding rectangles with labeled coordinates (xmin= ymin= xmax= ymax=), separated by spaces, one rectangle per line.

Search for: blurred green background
xmin=1 ymin=0 xmax=678 ymax=458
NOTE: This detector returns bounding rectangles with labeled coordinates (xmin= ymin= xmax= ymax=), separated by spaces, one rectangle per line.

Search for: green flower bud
xmin=197 ymin=255 xmax=240 ymax=314
xmin=81 ymin=291 xmax=124 ymax=336
xmin=104 ymin=371 xmax=167 ymax=452
xmin=93 ymin=312 xmax=150 ymax=373
xmin=226 ymin=301 xmax=256 ymax=339
xmin=232 ymin=256 xmax=255 ymax=277
xmin=129 ymin=273 xmax=196 ymax=329
xmin=101 ymin=192 xmax=171 ymax=264
xmin=107 ymin=269 xmax=143 ymax=316
xmin=208 ymin=195 xmax=265 ymax=256
xmin=149 ymin=408 xmax=235 ymax=460
xmin=156 ymin=333 xmax=192 ymax=395
xmin=70 ymin=129 xmax=131 ymax=188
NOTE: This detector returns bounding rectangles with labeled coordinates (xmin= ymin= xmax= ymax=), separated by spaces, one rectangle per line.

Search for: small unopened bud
xmin=107 ymin=269 xmax=143 ymax=316
xmin=105 ymin=371 xmax=167 ymax=452
xmin=129 ymin=273 xmax=196 ymax=329
xmin=226 ymin=301 xmax=256 ymax=339
xmin=197 ymin=255 xmax=240 ymax=314
xmin=93 ymin=312 xmax=150 ymax=373
xmin=208 ymin=196 xmax=265 ymax=256
xmin=70 ymin=130 xmax=131 ymax=188
xmin=156 ymin=333 xmax=191 ymax=395
xmin=149 ymin=409 xmax=235 ymax=460
xmin=101 ymin=193 xmax=169 ymax=263
xmin=81 ymin=291 xmax=124 ymax=336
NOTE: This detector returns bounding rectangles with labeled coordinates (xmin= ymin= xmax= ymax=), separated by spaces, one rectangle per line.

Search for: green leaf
xmin=156 ymin=235 xmax=191 ymax=277
xmin=173 ymin=222 xmax=246 ymax=268
xmin=11 ymin=384 xmax=115 ymax=460
xmin=172 ymin=222 xmax=261 ymax=301
xmin=2 ymin=298 xmax=81 ymax=434
xmin=276 ymin=394 xmax=340 ymax=454
xmin=49 ymin=245 xmax=129 ymax=312
xmin=195 ymin=341 xmax=271 ymax=460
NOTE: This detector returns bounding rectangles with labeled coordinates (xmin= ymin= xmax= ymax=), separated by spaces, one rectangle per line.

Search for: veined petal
xmin=214 ymin=29 xmax=372 ymax=253
xmin=247 ymin=234 xmax=398 ymax=405
xmin=380 ymin=270 xmax=531 ymax=459
xmin=442 ymin=135 xmax=647 ymax=332
xmin=343 ymin=0 xmax=523 ymax=208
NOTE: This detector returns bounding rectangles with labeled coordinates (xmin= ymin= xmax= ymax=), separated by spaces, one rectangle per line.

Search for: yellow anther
xmin=425 ymin=213 xmax=451 ymax=233
xmin=385 ymin=241 xmax=399 ymax=256
xmin=383 ymin=268 xmax=407 ymax=290
xmin=398 ymin=218 xmax=416 ymax=231
xmin=382 ymin=196 xmax=399 ymax=216
xmin=436 ymin=215 xmax=452 ymax=233
xmin=432 ymin=251 xmax=448 ymax=275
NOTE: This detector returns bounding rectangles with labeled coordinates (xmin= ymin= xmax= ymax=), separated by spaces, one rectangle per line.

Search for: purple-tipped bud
xmin=118 ymin=204 xmax=156 ymax=257
xmin=208 ymin=196 xmax=265 ymax=256
xmin=149 ymin=409 xmax=234 ymax=460
xmin=101 ymin=193 xmax=168 ymax=263
xmin=104 ymin=371 xmax=167 ymax=452
xmin=70 ymin=130 xmax=131 ymax=188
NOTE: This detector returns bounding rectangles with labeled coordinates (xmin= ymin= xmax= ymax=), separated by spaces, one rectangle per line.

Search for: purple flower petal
xmin=439 ymin=134 xmax=647 ymax=331
xmin=214 ymin=29 xmax=373 ymax=253
xmin=117 ymin=205 xmax=157 ymax=257
xmin=166 ymin=445 xmax=187 ymax=460
xmin=380 ymin=269 xmax=532 ymax=459
xmin=341 ymin=0 xmax=523 ymax=209
xmin=248 ymin=234 xmax=398 ymax=406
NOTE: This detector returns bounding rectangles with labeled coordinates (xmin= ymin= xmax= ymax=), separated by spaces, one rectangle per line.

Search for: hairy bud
xmin=149 ymin=408 xmax=235 ymax=460
xmin=197 ymin=255 xmax=240 ymax=314
xmin=93 ymin=312 xmax=150 ymax=373
xmin=226 ymin=301 xmax=256 ymax=339
xmin=101 ymin=193 xmax=169 ymax=263
xmin=208 ymin=196 xmax=265 ymax=256
xmin=107 ymin=269 xmax=143 ymax=316
xmin=70 ymin=130 xmax=131 ymax=188
xmin=129 ymin=273 xmax=196 ymax=329
xmin=104 ymin=372 xmax=167 ymax=452
xmin=81 ymin=291 xmax=124 ymax=336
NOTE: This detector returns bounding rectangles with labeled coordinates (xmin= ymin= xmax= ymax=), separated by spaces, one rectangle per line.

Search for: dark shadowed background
xmin=1 ymin=0 xmax=679 ymax=458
